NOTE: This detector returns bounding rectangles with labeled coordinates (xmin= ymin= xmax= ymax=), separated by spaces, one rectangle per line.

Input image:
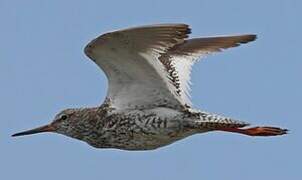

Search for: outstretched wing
xmin=84 ymin=23 xmax=256 ymax=110
xmin=160 ymin=34 xmax=257 ymax=105
xmin=84 ymin=24 xmax=191 ymax=110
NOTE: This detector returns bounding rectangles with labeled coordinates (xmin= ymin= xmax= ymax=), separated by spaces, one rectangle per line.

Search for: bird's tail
xmin=185 ymin=110 xmax=249 ymax=129
xmin=186 ymin=110 xmax=288 ymax=136
xmin=196 ymin=111 xmax=250 ymax=129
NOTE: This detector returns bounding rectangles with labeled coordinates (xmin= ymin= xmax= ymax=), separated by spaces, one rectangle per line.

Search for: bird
xmin=12 ymin=23 xmax=287 ymax=150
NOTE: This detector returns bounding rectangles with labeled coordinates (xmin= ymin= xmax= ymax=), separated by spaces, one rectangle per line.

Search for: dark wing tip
xmin=239 ymin=34 xmax=257 ymax=44
xmin=172 ymin=23 xmax=191 ymax=38
xmin=186 ymin=27 xmax=192 ymax=35
xmin=223 ymin=34 xmax=257 ymax=49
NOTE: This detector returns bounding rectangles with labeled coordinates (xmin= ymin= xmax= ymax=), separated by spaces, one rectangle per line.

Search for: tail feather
xmin=198 ymin=112 xmax=250 ymax=129
xmin=185 ymin=110 xmax=288 ymax=137
xmin=185 ymin=110 xmax=249 ymax=129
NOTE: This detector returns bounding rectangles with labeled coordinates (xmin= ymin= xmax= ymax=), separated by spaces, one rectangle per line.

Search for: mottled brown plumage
xmin=12 ymin=24 xmax=287 ymax=150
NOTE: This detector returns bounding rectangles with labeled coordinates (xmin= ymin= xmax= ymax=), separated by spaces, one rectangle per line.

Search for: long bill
xmin=12 ymin=124 xmax=55 ymax=137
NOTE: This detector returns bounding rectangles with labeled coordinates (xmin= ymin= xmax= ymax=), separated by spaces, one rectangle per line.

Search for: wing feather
xmin=170 ymin=35 xmax=256 ymax=55
xmin=160 ymin=34 xmax=257 ymax=105
xmin=84 ymin=24 xmax=191 ymax=110
xmin=84 ymin=23 xmax=256 ymax=109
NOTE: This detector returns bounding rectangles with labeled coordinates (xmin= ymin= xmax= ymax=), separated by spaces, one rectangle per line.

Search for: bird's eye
xmin=60 ymin=114 xmax=68 ymax=120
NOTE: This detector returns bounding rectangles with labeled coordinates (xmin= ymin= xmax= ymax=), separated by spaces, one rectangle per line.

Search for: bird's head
xmin=12 ymin=108 xmax=96 ymax=139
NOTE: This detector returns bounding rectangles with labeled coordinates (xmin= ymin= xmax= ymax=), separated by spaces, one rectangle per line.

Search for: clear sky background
xmin=1 ymin=0 xmax=301 ymax=179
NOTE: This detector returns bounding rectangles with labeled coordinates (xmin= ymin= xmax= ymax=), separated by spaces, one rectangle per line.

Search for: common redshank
xmin=12 ymin=24 xmax=287 ymax=150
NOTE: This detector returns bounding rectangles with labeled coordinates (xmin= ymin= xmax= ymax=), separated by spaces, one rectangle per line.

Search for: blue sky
xmin=1 ymin=0 xmax=301 ymax=179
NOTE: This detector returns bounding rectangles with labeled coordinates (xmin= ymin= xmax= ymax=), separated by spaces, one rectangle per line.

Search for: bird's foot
xmin=217 ymin=126 xmax=288 ymax=136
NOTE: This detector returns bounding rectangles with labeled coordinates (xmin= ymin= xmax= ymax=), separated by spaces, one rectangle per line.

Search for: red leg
xmin=217 ymin=126 xmax=288 ymax=136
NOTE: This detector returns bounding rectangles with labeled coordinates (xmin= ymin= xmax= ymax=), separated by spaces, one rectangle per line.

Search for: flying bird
xmin=12 ymin=24 xmax=287 ymax=150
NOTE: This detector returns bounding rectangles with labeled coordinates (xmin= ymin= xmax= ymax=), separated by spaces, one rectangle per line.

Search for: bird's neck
xmin=64 ymin=107 xmax=109 ymax=141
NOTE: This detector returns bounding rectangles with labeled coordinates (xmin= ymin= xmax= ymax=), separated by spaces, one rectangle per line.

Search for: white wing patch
xmin=171 ymin=55 xmax=195 ymax=106
xmin=164 ymin=34 xmax=257 ymax=105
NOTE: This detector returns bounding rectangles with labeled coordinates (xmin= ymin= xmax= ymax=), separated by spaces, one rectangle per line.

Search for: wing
xmin=160 ymin=34 xmax=257 ymax=105
xmin=84 ymin=23 xmax=256 ymax=110
xmin=84 ymin=24 xmax=191 ymax=110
